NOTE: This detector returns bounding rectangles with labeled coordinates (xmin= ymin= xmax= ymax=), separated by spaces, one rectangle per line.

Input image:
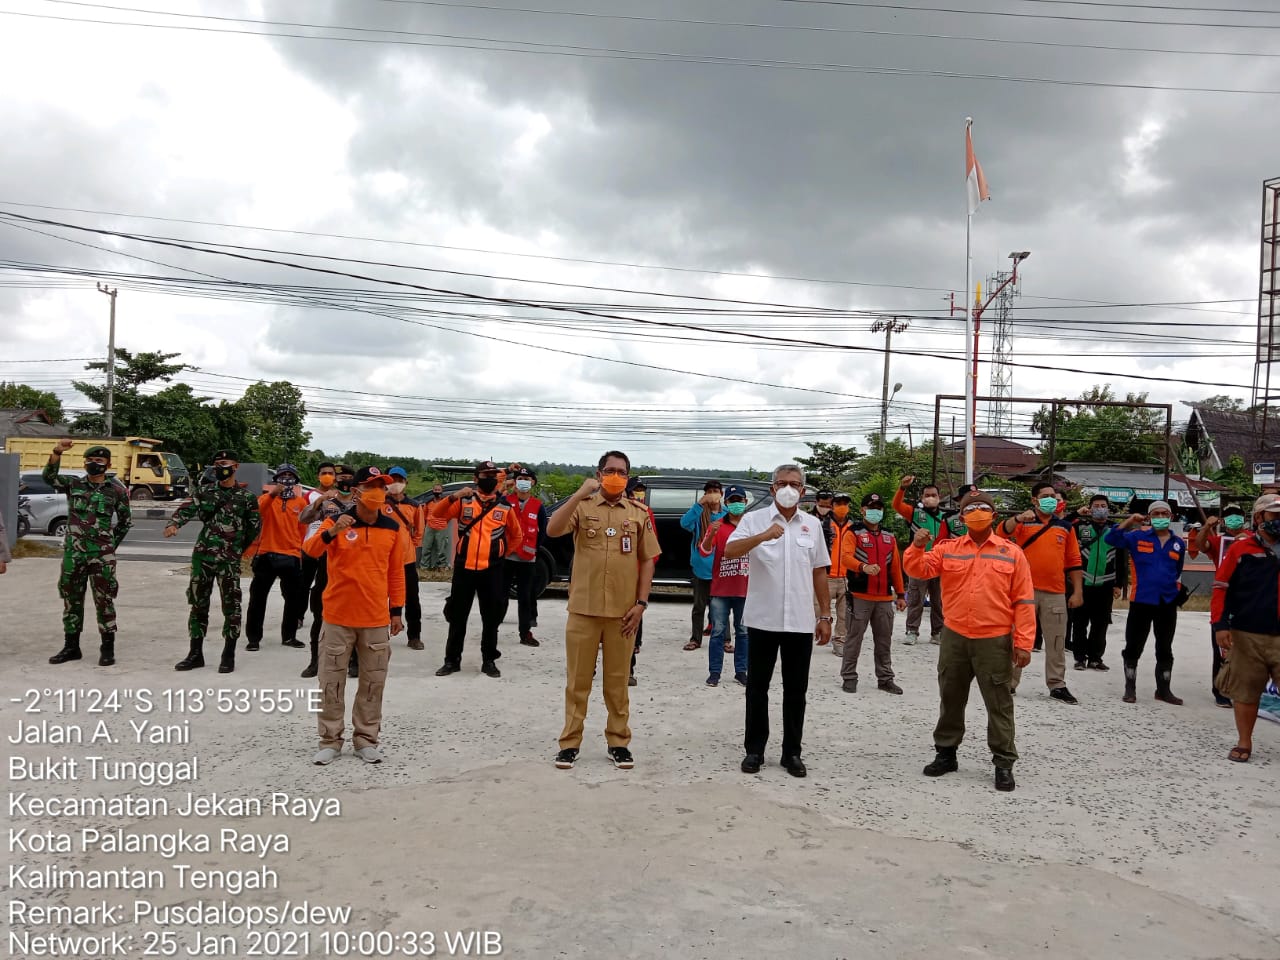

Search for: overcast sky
xmin=1 ymin=0 xmax=1276 ymax=469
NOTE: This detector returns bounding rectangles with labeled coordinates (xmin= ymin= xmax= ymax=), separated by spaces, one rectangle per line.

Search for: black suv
xmin=544 ymin=475 xmax=779 ymax=588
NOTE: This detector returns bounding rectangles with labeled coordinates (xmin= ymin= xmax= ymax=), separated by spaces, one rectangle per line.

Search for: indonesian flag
xmin=966 ymin=119 xmax=991 ymax=215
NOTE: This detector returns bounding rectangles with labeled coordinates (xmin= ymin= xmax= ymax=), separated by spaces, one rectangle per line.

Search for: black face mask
xmin=85 ymin=461 xmax=107 ymax=476
xmin=336 ymin=479 xmax=353 ymax=493
xmin=215 ymin=465 xmax=236 ymax=481
xmin=476 ymin=476 xmax=498 ymax=494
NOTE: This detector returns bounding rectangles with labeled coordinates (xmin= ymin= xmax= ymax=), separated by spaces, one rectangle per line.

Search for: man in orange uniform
xmin=428 ymin=460 xmax=523 ymax=677
xmin=840 ymin=493 xmax=907 ymax=695
xmin=384 ymin=466 xmax=425 ymax=650
xmin=244 ymin=463 xmax=309 ymax=654
xmin=304 ymin=466 xmax=409 ymax=765
xmin=420 ymin=482 xmax=452 ymax=571
xmin=905 ymin=490 xmax=1036 ymax=792
xmin=999 ymin=482 xmax=1085 ymax=704
xmin=823 ymin=492 xmax=858 ymax=657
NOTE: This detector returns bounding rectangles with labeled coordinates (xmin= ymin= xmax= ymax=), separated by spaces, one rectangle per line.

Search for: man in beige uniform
xmin=547 ymin=450 xmax=659 ymax=771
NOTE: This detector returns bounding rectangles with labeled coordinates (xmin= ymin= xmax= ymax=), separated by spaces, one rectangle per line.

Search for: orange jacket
xmin=423 ymin=494 xmax=450 ymax=531
xmin=248 ymin=491 xmax=308 ymax=558
xmin=903 ymin=532 xmax=1036 ymax=650
xmin=1007 ymin=520 xmax=1082 ymax=593
xmin=841 ymin=527 xmax=905 ymax=601
xmin=304 ymin=511 xmax=408 ymax=627
xmin=384 ymin=497 xmax=424 ymax=563
xmin=428 ymin=492 xmax=523 ymax=571
xmin=826 ymin=518 xmax=858 ymax=578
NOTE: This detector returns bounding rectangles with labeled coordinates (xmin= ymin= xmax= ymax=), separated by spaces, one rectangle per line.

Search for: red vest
xmin=849 ymin=528 xmax=897 ymax=596
xmin=507 ymin=494 xmax=542 ymax=560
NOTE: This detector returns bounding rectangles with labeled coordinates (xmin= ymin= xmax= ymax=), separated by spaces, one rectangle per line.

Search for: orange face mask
xmin=318 ymin=474 xmax=336 ymax=489
xmin=358 ymin=487 xmax=387 ymax=510
xmin=600 ymin=474 xmax=628 ymax=497
xmin=963 ymin=508 xmax=994 ymax=531
xmin=832 ymin=505 xmax=850 ymax=520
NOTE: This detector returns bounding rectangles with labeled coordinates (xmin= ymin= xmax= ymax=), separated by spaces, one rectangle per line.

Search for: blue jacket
xmin=1103 ymin=526 xmax=1185 ymax=605
xmin=681 ymin=503 xmax=727 ymax=580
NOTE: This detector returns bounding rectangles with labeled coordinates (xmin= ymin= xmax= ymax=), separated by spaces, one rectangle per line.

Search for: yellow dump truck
xmin=3 ymin=436 xmax=190 ymax=500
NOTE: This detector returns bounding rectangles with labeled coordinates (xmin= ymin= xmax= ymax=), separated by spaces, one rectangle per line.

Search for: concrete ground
xmin=2 ymin=556 xmax=1277 ymax=959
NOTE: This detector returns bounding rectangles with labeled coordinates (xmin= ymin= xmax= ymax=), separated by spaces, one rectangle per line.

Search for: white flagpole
xmin=964 ymin=118 xmax=975 ymax=486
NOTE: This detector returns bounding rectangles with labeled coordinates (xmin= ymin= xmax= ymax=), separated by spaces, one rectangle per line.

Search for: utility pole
xmin=96 ymin=283 xmax=118 ymax=437
xmin=871 ymin=317 xmax=910 ymax=448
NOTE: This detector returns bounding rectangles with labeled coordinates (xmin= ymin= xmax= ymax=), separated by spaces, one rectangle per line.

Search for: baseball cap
xmin=724 ymin=484 xmax=747 ymax=500
xmin=861 ymin=492 xmax=885 ymax=508
xmin=1252 ymin=494 xmax=1280 ymax=514
xmin=1223 ymin=503 xmax=1245 ymax=517
xmin=211 ymin=449 xmax=238 ymax=462
xmin=959 ymin=490 xmax=996 ymax=510
xmin=354 ymin=466 xmax=393 ymax=487
xmin=475 ymin=460 xmax=498 ymax=474
xmin=388 ymin=466 xmax=408 ymax=480
xmin=817 ymin=490 xmax=834 ymax=500
xmin=832 ymin=492 xmax=852 ymax=503
xmin=515 ymin=467 xmax=536 ymax=481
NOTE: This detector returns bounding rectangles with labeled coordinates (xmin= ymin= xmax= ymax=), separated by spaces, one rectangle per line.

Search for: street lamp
xmin=881 ymin=382 xmax=903 ymax=448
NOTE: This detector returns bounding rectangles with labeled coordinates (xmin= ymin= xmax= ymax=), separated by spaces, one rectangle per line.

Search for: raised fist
xmin=333 ymin=514 xmax=356 ymax=533
xmin=578 ymin=477 xmax=601 ymax=497
xmin=899 ymin=475 xmax=914 ymax=489
xmin=54 ymin=439 xmax=75 ymax=454
xmin=912 ymin=527 xmax=930 ymax=549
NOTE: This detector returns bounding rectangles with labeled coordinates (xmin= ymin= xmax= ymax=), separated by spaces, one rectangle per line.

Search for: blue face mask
xmin=864 ymin=509 xmax=884 ymax=524
xmin=1223 ymin=515 xmax=1246 ymax=531
xmin=1038 ymin=497 xmax=1058 ymax=514
xmin=1150 ymin=516 xmax=1171 ymax=530
xmin=726 ymin=501 xmax=748 ymax=517
xmin=1090 ymin=507 xmax=1109 ymax=521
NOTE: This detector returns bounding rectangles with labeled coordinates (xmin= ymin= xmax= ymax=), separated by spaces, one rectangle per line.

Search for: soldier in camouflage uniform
xmin=45 ymin=440 xmax=133 ymax=667
xmin=165 ymin=450 xmax=261 ymax=674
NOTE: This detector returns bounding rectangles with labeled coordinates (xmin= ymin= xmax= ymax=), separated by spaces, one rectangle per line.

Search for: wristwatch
xmin=817 ymin=616 xmax=833 ymax=623
xmin=635 ymin=599 xmax=649 ymax=608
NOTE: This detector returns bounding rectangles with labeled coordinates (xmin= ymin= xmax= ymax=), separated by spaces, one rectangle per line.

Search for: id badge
xmin=621 ymin=535 xmax=633 ymax=554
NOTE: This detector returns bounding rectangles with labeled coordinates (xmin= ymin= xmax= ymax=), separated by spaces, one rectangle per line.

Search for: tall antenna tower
xmin=1252 ymin=176 xmax=1280 ymax=445
xmin=986 ymin=266 xmax=1020 ymax=436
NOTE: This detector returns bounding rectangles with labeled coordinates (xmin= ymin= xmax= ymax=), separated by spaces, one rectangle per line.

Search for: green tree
xmin=238 ymin=381 xmax=311 ymax=466
xmin=1032 ymin=386 xmax=1166 ymax=465
xmin=1198 ymin=395 xmax=1245 ymax=413
xmin=0 ymin=381 xmax=65 ymax=423
xmin=795 ymin=442 xmax=861 ymax=490
xmin=1214 ymin=455 xmax=1257 ymax=497
xmin=71 ymin=349 xmax=189 ymax=436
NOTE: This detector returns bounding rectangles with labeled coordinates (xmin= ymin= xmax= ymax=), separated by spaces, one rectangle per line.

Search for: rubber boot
xmin=218 ymin=638 xmax=236 ymax=674
xmin=175 ymin=638 xmax=205 ymax=671
xmin=300 ymin=639 xmax=319 ymax=679
xmin=98 ymin=632 xmax=116 ymax=667
xmin=49 ymin=633 xmax=82 ymax=664
xmin=1154 ymin=665 xmax=1183 ymax=705
xmin=1122 ymin=660 xmax=1137 ymax=703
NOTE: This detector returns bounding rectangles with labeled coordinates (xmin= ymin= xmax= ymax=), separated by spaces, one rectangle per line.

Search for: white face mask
xmin=516 ymin=479 xmax=533 ymax=493
xmin=774 ymin=486 xmax=801 ymax=509
xmin=387 ymin=481 xmax=406 ymax=495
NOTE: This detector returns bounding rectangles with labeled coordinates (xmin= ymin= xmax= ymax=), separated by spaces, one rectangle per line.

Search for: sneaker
xmin=842 ymin=679 xmax=858 ymax=693
xmin=1073 ymin=661 xmax=1088 ymax=671
xmin=435 ymin=662 xmax=460 ymax=676
xmin=706 ymin=673 xmax=720 ymax=687
xmin=520 ymin=631 xmax=539 ymax=647
xmin=734 ymin=672 xmax=748 ymax=686
xmin=481 ymin=661 xmax=501 ymax=678
xmin=554 ymin=748 xmax=578 ymax=770
xmin=878 ymin=681 xmax=904 ymax=695
xmin=354 ymin=746 xmax=383 ymax=764
xmin=245 ymin=640 xmax=260 ymax=652
xmin=929 ymin=634 xmax=941 ymax=646
xmin=282 ymin=637 xmax=305 ymax=649
xmin=1049 ymin=686 xmax=1079 ymax=705
xmin=313 ymin=748 xmax=340 ymax=766
xmin=1089 ymin=660 xmax=1110 ymax=672
xmin=407 ymin=637 xmax=424 ymax=650
xmin=831 ymin=641 xmax=844 ymax=656
xmin=903 ymin=632 xmax=918 ymax=646
xmin=608 ymin=746 xmax=634 ymax=769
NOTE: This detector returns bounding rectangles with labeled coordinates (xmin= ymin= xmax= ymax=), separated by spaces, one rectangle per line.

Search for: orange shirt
xmin=384 ymin=498 xmax=424 ymax=563
xmin=841 ymin=527 xmax=905 ymax=601
xmin=428 ymin=493 xmax=523 ymax=571
xmin=424 ymin=494 xmax=450 ymax=531
xmin=826 ymin=519 xmax=858 ymax=578
xmin=304 ymin=512 xmax=408 ymax=628
xmin=904 ymin=532 xmax=1036 ymax=650
xmin=1007 ymin=520 xmax=1082 ymax=593
xmin=248 ymin=491 xmax=308 ymax=558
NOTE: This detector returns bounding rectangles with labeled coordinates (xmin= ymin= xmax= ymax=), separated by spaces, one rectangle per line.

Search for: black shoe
xmin=1214 ymin=693 xmax=1233 ymax=708
xmin=481 ymin=661 xmax=501 ymax=678
xmin=300 ymin=660 xmax=318 ymax=679
xmin=1050 ymin=686 xmax=1079 ymax=705
xmin=49 ymin=635 xmax=82 ymax=664
xmin=1073 ymin=660 xmax=1088 ymax=671
xmin=282 ymin=637 xmax=305 ymax=649
xmin=554 ymin=748 xmax=578 ymax=769
xmin=706 ymin=673 xmax=720 ymax=687
xmin=781 ymin=755 xmax=807 ymax=778
xmin=174 ymin=651 xmax=204 ymax=671
xmin=923 ymin=750 xmax=959 ymax=777
xmin=734 ymin=672 xmax=748 ymax=686
xmin=98 ymin=634 xmax=115 ymax=667
xmin=407 ymin=637 xmax=424 ymax=650
xmin=435 ymin=662 xmax=460 ymax=676
xmin=628 ymin=674 xmax=637 ymax=687
xmin=994 ymin=767 xmax=1016 ymax=792
xmin=608 ymin=746 xmax=634 ymax=769
xmin=1032 ymin=642 xmax=1043 ymax=652
xmin=520 ymin=631 xmax=539 ymax=647
xmin=1089 ymin=660 xmax=1110 ymax=671
xmin=245 ymin=640 xmax=260 ymax=652
xmin=842 ymin=679 xmax=858 ymax=693
xmin=741 ymin=753 xmax=763 ymax=774
xmin=878 ymin=681 xmax=903 ymax=695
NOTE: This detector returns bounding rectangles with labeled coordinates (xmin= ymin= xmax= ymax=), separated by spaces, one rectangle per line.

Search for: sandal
xmin=1228 ymin=746 xmax=1252 ymax=763
xmin=683 ymin=640 xmax=702 ymax=651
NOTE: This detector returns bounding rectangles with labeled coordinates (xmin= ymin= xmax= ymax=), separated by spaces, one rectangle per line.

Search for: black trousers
xmin=404 ymin=562 xmax=422 ymax=641
xmin=690 ymin=576 xmax=712 ymax=643
xmin=743 ymin=628 xmax=813 ymax=760
xmin=246 ymin=552 xmax=304 ymax=643
xmin=1070 ymin=585 xmax=1115 ymax=664
xmin=505 ymin=560 xmax=537 ymax=633
xmin=297 ymin=553 xmax=322 ymax=624
xmin=1123 ymin=601 xmax=1177 ymax=669
xmin=308 ymin=556 xmax=328 ymax=644
xmin=444 ymin=562 xmax=505 ymax=666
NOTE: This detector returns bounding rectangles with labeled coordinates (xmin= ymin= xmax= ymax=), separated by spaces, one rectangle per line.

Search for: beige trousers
xmin=317 ymin=623 xmax=392 ymax=750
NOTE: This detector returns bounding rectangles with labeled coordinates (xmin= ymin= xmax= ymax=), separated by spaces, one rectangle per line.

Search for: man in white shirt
xmin=726 ymin=464 xmax=833 ymax=778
